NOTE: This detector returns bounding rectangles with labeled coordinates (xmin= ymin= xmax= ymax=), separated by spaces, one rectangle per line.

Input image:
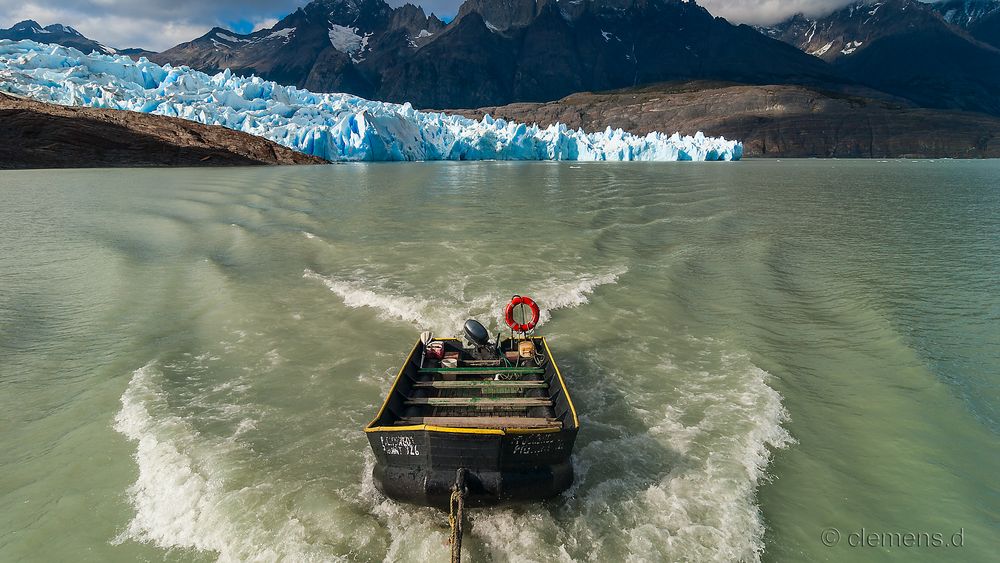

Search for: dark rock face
xmin=969 ymin=11 xmax=1000 ymax=47
xmin=448 ymin=81 xmax=1000 ymax=158
xmin=0 ymin=20 xmax=111 ymax=54
xmin=149 ymin=0 xmax=841 ymax=109
xmin=761 ymin=0 xmax=1000 ymax=116
xmin=934 ymin=0 xmax=1000 ymax=48
xmin=0 ymin=93 xmax=325 ymax=169
xmin=759 ymin=0 xmax=948 ymax=63
xmin=454 ymin=0 xmax=539 ymax=30
xmin=836 ymin=26 xmax=1000 ymax=115
xmin=933 ymin=0 xmax=1000 ymax=30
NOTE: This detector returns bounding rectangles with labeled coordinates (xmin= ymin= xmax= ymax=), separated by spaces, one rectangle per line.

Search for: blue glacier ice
xmin=0 ymin=40 xmax=743 ymax=162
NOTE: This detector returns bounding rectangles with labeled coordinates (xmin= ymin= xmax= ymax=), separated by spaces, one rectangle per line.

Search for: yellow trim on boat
xmin=365 ymin=424 xmax=505 ymax=435
xmin=540 ymin=337 xmax=579 ymax=428
xmin=366 ymin=425 xmax=426 ymax=432
xmin=366 ymin=340 xmax=420 ymax=429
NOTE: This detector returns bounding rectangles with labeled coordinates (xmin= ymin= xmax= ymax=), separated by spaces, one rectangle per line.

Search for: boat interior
xmin=367 ymin=324 xmax=577 ymax=432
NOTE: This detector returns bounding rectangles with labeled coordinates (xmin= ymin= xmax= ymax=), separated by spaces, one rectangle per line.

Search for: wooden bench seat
xmin=418 ymin=367 xmax=545 ymax=376
xmin=413 ymin=380 xmax=548 ymax=389
xmin=404 ymin=397 xmax=553 ymax=408
xmin=399 ymin=416 xmax=562 ymax=429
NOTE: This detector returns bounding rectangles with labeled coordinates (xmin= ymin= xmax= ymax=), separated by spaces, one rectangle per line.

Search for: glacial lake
xmin=1 ymin=160 xmax=997 ymax=562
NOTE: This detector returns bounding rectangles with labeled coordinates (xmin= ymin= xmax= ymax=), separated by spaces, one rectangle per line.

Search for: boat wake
xmin=354 ymin=342 xmax=791 ymax=562
xmin=112 ymin=361 xmax=332 ymax=562
xmin=113 ymin=278 xmax=790 ymax=562
xmin=302 ymin=267 xmax=626 ymax=334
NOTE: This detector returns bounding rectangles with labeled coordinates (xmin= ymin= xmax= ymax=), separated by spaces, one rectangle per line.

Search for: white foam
xmin=529 ymin=268 xmax=627 ymax=325
xmin=113 ymin=293 xmax=788 ymax=561
xmin=358 ymin=452 xmax=460 ymax=561
xmin=302 ymin=267 xmax=625 ymax=334
xmin=113 ymin=362 xmax=335 ymax=562
xmin=557 ymin=347 xmax=791 ymax=561
xmin=625 ymin=353 xmax=792 ymax=561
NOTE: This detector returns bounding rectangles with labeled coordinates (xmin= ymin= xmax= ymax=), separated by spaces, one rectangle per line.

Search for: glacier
xmin=0 ymin=40 xmax=743 ymax=162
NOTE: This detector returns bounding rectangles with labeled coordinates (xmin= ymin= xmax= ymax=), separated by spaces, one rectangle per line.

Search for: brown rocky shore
xmin=1 ymin=93 xmax=326 ymax=169
xmin=449 ymin=82 xmax=1000 ymax=159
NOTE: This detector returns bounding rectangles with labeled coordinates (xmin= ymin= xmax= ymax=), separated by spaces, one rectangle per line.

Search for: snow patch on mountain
xmin=809 ymin=41 xmax=834 ymax=56
xmin=266 ymin=28 xmax=296 ymax=42
xmin=0 ymin=40 xmax=742 ymax=162
xmin=328 ymin=25 xmax=363 ymax=53
xmin=215 ymin=33 xmax=247 ymax=43
xmin=840 ymin=40 xmax=863 ymax=55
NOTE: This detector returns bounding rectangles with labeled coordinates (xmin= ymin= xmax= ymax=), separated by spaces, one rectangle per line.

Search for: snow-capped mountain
xmin=0 ymin=20 xmax=114 ymax=54
xmin=149 ymin=0 xmax=837 ymax=109
xmin=758 ymin=1 xmax=949 ymax=63
xmin=151 ymin=0 xmax=444 ymax=98
xmin=932 ymin=0 xmax=1000 ymax=47
xmin=933 ymin=0 xmax=1000 ymax=27
xmin=759 ymin=0 xmax=1000 ymax=115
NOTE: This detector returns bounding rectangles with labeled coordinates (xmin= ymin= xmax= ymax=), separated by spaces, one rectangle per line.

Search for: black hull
xmin=368 ymin=426 xmax=578 ymax=508
xmin=365 ymin=336 xmax=580 ymax=509
xmin=372 ymin=460 xmax=574 ymax=509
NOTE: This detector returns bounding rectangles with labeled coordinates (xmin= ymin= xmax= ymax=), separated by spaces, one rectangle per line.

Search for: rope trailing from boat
xmin=449 ymin=468 xmax=467 ymax=563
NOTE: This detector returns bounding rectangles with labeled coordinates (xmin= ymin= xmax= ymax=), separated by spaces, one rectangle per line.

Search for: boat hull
xmin=368 ymin=426 xmax=578 ymax=508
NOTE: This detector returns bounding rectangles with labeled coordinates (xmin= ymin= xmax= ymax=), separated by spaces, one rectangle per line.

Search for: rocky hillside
xmin=0 ymin=93 xmax=326 ymax=169
xmin=450 ymin=81 xmax=1000 ymax=158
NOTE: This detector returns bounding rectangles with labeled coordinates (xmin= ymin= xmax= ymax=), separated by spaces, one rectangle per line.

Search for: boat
xmin=365 ymin=296 xmax=579 ymax=509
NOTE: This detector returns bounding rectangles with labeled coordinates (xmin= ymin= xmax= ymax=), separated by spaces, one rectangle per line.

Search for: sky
xmin=0 ymin=0 xmax=931 ymax=51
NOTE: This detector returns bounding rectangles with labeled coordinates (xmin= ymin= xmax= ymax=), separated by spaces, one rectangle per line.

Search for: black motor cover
xmin=463 ymin=319 xmax=490 ymax=346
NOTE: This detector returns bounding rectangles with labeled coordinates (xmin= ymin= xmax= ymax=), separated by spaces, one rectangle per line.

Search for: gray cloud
xmin=0 ymin=1 xmax=928 ymax=51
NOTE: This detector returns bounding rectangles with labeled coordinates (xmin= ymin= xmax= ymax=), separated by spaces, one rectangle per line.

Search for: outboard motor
xmin=463 ymin=319 xmax=490 ymax=347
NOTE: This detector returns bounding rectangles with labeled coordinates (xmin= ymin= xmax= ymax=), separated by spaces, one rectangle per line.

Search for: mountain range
xmin=3 ymin=0 xmax=1000 ymax=125
xmin=144 ymin=0 xmax=839 ymax=109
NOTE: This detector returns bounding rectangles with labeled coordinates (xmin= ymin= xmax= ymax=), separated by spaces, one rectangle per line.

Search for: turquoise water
xmin=1 ymin=161 xmax=997 ymax=562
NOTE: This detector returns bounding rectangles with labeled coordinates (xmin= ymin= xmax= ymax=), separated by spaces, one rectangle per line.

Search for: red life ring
xmin=504 ymin=295 xmax=540 ymax=332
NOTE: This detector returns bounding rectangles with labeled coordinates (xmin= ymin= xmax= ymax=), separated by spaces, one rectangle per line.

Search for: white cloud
xmin=2 ymin=4 xmax=209 ymax=49
xmin=698 ymin=0 xmax=862 ymax=26
xmin=252 ymin=18 xmax=280 ymax=32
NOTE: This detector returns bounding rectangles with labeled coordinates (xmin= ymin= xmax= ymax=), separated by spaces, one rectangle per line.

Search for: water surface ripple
xmin=0 ymin=161 xmax=997 ymax=562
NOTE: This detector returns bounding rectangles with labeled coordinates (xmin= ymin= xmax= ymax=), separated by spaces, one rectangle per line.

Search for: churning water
xmin=1 ymin=161 xmax=997 ymax=562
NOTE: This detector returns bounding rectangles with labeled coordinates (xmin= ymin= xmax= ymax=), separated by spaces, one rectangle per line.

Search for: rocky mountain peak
xmin=454 ymin=0 xmax=539 ymax=31
xmin=11 ymin=20 xmax=44 ymax=32
xmin=1 ymin=20 xmax=111 ymax=53
xmin=44 ymin=24 xmax=82 ymax=36
xmin=389 ymin=3 xmax=445 ymax=38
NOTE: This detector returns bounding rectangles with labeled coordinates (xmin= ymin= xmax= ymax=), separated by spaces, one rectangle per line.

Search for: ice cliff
xmin=0 ymin=40 xmax=743 ymax=162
